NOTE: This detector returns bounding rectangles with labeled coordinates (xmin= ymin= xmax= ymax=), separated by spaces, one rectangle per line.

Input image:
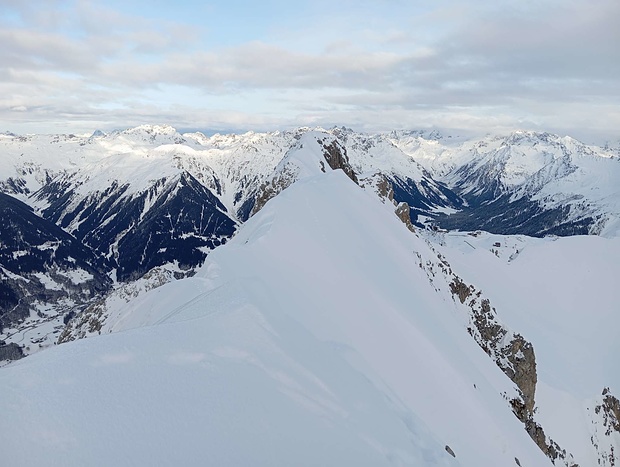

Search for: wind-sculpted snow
xmin=0 ymin=172 xmax=551 ymax=466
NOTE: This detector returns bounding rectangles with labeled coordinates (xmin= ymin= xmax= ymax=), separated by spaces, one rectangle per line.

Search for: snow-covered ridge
xmin=0 ymin=170 xmax=553 ymax=466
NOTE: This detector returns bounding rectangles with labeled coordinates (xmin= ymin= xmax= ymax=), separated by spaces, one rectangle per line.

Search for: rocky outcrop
xmin=510 ymin=397 xmax=575 ymax=465
xmin=58 ymin=266 xmax=180 ymax=344
xmin=447 ymin=272 xmax=580 ymax=465
xmin=600 ymin=388 xmax=620 ymax=435
xmin=423 ymin=256 xmax=540 ymax=420
xmin=251 ymin=166 xmax=297 ymax=216
xmin=252 ymin=136 xmax=359 ymax=217
xmin=448 ymin=273 xmax=538 ymax=416
xmin=502 ymin=335 xmax=537 ymax=414
xmin=321 ymin=140 xmax=359 ymax=184
xmin=414 ymin=249 xmax=577 ymax=466
xmin=447 ymin=273 xmax=577 ymax=466
xmin=448 ymin=276 xmax=471 ymax=305
xmin=360 ymin=173 xmax=394 ymax=203
xmin=58 ymin=299 xmax=106 ymax=343
xmin=395 ymin=202 xmax=416 ymax=232
xmin=375 ymin=175 xmax=394 ymax=202
xmin=589 ymin=388 xmax=620 ymax=466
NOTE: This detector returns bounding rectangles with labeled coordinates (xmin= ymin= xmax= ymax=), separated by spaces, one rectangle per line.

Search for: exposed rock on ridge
xmin=321 ymin=139 xmax=359 ymax=184
xmin=414 ymin=246 xmax=577 ymax=466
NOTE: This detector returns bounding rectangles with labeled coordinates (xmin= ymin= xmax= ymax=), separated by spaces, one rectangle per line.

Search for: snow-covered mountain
xmin=0 ymin=169 xmax=554 ymax=466
xmin=1 ymin=124 xmax=619 ymax=465
xmin=0 ymin=125 xmax=465 ymax=331
xmin=391 ymin=130 xmax=620 ymax=237
xmin=1 ymin=125 xmax=618 ymax=342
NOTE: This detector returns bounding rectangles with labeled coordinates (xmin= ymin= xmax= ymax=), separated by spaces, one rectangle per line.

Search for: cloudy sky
xmin=1 ymin=0 xmax=618 ymax=143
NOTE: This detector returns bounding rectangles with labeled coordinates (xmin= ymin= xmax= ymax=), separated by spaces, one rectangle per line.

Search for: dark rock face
xmin=449 ymin=275 xmax=538 ymax=415
xmin=395 ymin=202 xmax=416 ymax=232
xmin=422 ymin=256 xmax=540 ymax=422
xmin=590 ymin=388 xmax=620 ymax=466
xmin=251 ymin=167 xmax=296 ymax=216
xmin=502 ymin=335 xmax=537 ymax=414
xmin=598 ymin=388 xmax=620 ymax=437
xmin=509 ymin=401 xmax=574 ymax=466
xmin=374 ymin=174 xmax=394 ymax=202
xmin=235 ymin=195 xmax=257 ymax=222
xmin=449 ymin=277 xmax=471 ymax=305
xmin=321 ymin=140 xmax=359 ymax=184
xmin=601 ymin=389 xmax=620 ymax=435
xmin=0 ymin=177 xmax=30 ymax=195
xmin=0 ymin=193 xmax=112 ymax=331
xmin=113 ymin=173 xmax=236 ymax=281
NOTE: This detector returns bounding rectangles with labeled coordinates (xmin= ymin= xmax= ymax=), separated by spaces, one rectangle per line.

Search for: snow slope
xmin=0 ymin=171 xmax=550 ymax=466
xmin=437 ymin=231 xmax=620 ymax=466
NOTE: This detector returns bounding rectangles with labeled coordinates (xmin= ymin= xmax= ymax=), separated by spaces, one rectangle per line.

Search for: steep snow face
xmin=437 ymin=231 xmax=620 ymax=466
xmin=0 ymin=172 xmax=551 ymax=466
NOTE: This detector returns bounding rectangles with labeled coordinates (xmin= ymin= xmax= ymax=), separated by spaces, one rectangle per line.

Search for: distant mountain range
xmin=1 ymin=125 xmax=618 ymax=334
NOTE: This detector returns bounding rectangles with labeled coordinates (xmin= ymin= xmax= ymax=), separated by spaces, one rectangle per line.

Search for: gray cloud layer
xmin=0 ymin=0 xmax=618 ymax=143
